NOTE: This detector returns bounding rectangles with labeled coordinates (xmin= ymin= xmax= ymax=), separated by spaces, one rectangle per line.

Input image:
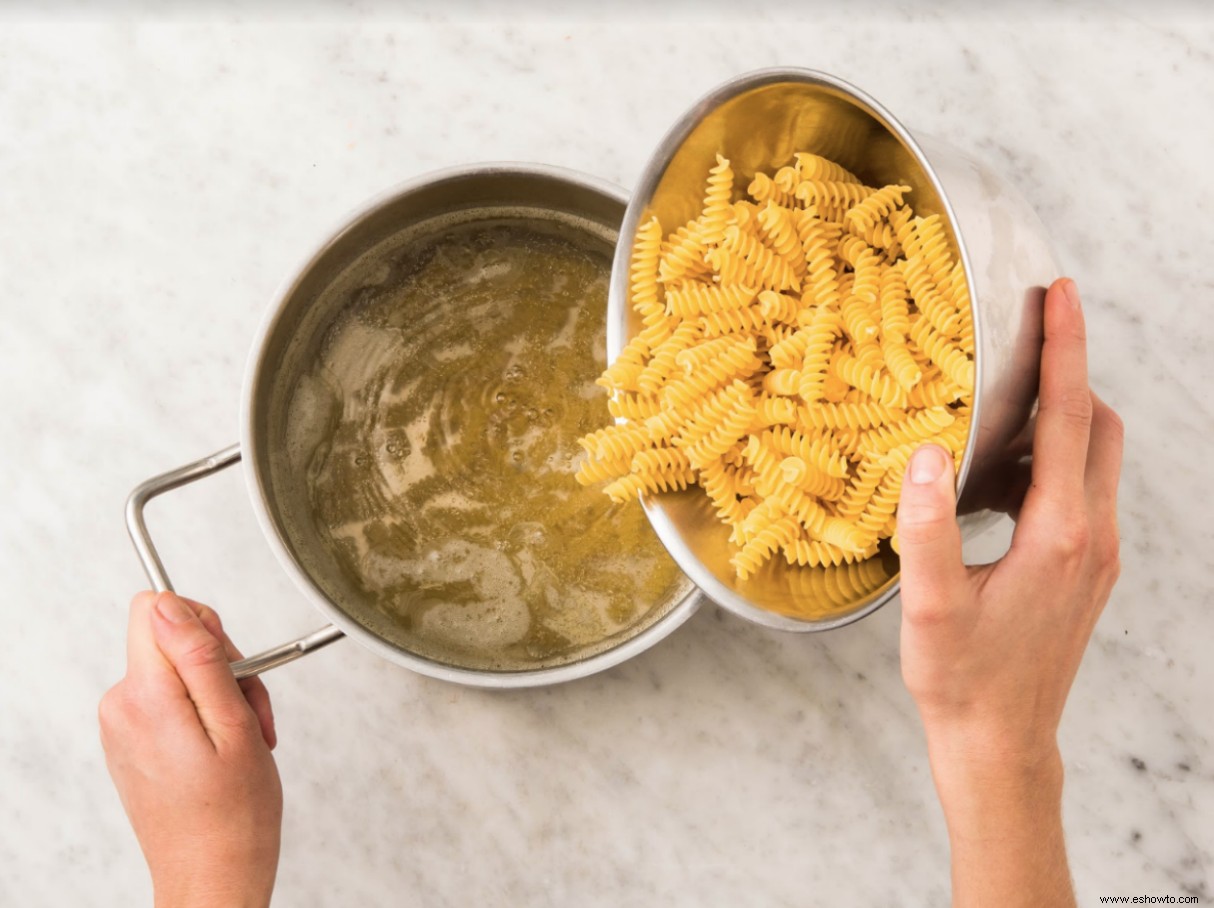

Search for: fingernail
xmin=909 ymin=445 xmax=948 ymax=484
xmin=1063 ymin=279 xmax=1081 ymax=310
xmin=155 ymin=592 xmax=192 ymax=624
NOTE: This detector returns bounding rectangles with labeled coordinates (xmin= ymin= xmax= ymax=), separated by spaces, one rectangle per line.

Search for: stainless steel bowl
xmin=609 ymin=68 xmax=1058 ymax=630
xmin=128 ymin=164 xmax=702 ymax=687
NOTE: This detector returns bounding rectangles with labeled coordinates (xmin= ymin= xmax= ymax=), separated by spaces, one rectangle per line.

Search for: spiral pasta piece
xmin=574 ymin=454 xmax=631 ymax=486
xmin=731 ymin=512 xmax=800 ymax=580
xmin=700 ymin=459 xmax=756 ymax=526
xmin=757 ymin=290 xmax=802 ymax=325
xmin=794 ymin=179 xmax=876 ymax=222
xmin=608 ymin=392 xmax=662 ymax=420
xmin=909 ymin=313 xmax=974 ymax=391
xmin=756 ymin=202 xmax=806 ymax=279
xmin=630 ymin=446 xmax=693 ymax=477
xmin=594 ymin=354 xmax=645 ymax=393
xmin=698 ymin=304 xmax=767 ymax=338
xmin=762 ymin=368 xmax=802 ymax=396
xmin=829 ymin=351 xmax=908 ymax=408
xmin=794 ymin=152 xmax=861 ymax=184
xmin=752 ymin=393 xmax=798 ymax=428
xmin=747 ymin=171 xmax=796 ymax=207
xmin=629 ymin=216 xmax=666 ymax=326
xmin=603 ymin=466 xmax=696 ymax=504
xmin=580 ymin=423 xmax=652 ymax=464
xmin=666 ymin=282 xmax=757 ymax=318
xmin=658 ymin=221 xmax=712 ymax=284
xmin=661 ymin=335 xmax=762 ymax=412
xmin=782 ymin=537 xmax=879 ymax=568
xmin=765 ymin=425 xmax=850 ymax=478
xmin=716 ymin=226 xmax=801 ymax=292
xmin=855 ymin=406 xmax=956 ymax=457
xmin=636 ymin=321 xmax=702 ymax=395
xmin=905 ymin=254 xmax=964 ymax=339
xmin=845 ymin=183 xmax=911 ymax=234
xmin=699 ymin=155 xmax=735 ymax=247
xmin=801 ymin=400 xmax=906 ymax=430
xmin=680 ymin=383 xmax=758 ymax=470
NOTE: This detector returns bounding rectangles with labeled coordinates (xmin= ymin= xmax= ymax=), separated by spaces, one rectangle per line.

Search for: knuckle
xmin=1095 ymin=524 xmax=1122 ymax=576
xmin=1048 ymin=390 xmax=1094 ymax=431
xmin=219 ymin=704 xmax=263 ymax=739
xmin=1050 ymin=515 xmax=1090 ymax=560
xmin=1098 ymin=405 xmax=1125 ymax=445
xmin=195 ymin=604 xmax=225 ymax=639
xmin=902 ymin=598 xmax=949 ymax=628
xmin=900 ymin=586 xmax=962 ymax=630
xmin=896 ymin=503 xmax=954 ymax=545
xmin=180 ymin=633 xmax=227 ymax=668
xmin=98 ymin=684 xmax=132 ymax=732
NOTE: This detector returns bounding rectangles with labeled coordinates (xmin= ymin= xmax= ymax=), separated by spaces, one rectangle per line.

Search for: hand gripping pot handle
xmin=125 ymin=444 xmax=345 ymax=679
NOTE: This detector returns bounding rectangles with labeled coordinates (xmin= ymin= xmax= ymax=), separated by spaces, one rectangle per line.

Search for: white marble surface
xmin=2 ymin=3 xmax=1212 ymax=905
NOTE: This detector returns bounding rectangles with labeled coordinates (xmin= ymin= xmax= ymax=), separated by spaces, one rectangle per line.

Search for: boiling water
xmin=285 ymin=218 xmax=685 ymax=670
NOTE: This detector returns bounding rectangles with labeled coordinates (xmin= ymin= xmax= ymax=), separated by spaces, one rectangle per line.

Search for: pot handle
xmin=125 ymin=443 xmax=345 ymax=680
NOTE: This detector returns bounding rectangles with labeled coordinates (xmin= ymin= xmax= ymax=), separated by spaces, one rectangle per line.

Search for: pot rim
xmin=238 ymin=161 xmax=703 ymax=687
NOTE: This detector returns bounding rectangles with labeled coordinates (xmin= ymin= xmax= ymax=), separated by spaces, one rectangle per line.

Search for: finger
xmin=1085 ymin=392 xmax=1125 ymax=519
xmin=149 ymin=591 xmax=260 ymax=750
xmin=181 ymin=597 xmax=278 ymax=750
xmin=896 ymin=445 xmax=966 ymax=620
xmin=1022 ymin=278 xmax=1092 ymax=518
xmin=126 ymin=590 xmax=177 ymax=681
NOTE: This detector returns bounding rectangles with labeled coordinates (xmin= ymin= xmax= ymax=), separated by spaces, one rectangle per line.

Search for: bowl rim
xmin=608 ymin=67 xmax=979 ymax=632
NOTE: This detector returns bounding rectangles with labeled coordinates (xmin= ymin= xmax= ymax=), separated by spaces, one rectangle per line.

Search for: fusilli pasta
xmin=577 ymin=150 xmax=974 ymax=584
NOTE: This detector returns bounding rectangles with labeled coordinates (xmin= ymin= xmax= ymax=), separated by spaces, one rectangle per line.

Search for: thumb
xmin=896 ymin=445 xmax=966 ymax=614
xmin=150 ymin=591 xmax=258 ymax=747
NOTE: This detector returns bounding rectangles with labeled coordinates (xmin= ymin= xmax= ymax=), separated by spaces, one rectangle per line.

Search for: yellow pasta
xmin=577 ymin=151 xmax=974 ymax=582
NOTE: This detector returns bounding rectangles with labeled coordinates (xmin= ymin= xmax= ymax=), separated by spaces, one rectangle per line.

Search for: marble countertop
xmin=2 ymin=3 xmax=1211 ymax=905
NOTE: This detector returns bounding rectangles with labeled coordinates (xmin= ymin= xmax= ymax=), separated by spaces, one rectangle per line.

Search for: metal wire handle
xmin=125 ymin=444 xmax=345 ymax=678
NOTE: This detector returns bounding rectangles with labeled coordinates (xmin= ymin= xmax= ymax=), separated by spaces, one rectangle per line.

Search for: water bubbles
xmin=495 ymin=391 xmax=508 ymax=404
xmin=386 ymin=440 xmax=405 ymax=457
xmin=354 ymin=454 xmax=369 ymax=467
xmin=511 ymin=450 xmax=524 ymax=463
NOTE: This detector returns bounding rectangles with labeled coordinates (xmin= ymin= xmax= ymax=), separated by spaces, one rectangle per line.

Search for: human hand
xmin=896 ymin=278 xmax=1123 ymax=903
xmin=100 ymin=591 xmax=283 ymax=908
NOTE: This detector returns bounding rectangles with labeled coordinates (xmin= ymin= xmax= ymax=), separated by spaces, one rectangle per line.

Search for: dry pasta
xmin=576 ymin=151 xmax=974 ymax=581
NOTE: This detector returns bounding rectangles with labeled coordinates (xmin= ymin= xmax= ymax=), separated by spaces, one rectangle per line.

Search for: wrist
xmin=926 ymin=732 xmax=1064 ymax=843
xmin=152 ymin=856 xmax=277 ymax=908
xmin=923 ymin=729 xmax=1074 ymax=907
xmin=155 ymin=883 xmax=274 ymax=908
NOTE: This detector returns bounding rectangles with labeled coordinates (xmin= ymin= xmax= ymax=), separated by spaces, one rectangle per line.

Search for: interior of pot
xmin=245 ymin=168 xmax=696 ymax=675
xmin=611 ymin=71 xmax=972 ymax=629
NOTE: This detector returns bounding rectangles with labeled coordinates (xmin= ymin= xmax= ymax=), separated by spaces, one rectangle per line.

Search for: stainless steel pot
xmin=609 ymin=68 xmax=1058 ymax=630
xmin=127 ymin=164 xmax=702 ymax=687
